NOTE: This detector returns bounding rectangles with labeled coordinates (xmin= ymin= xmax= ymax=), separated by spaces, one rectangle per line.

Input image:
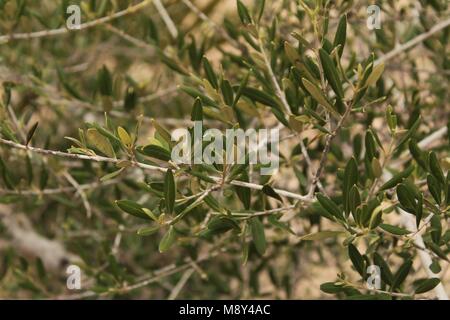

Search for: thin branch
xmin=54 ymin=251 xmax=218 ymax=299
xmin=0 ymin=137 xmax=313 ymax=202
xmin=299 ymin=139 xmax=326 ymax=194
xmin=0 ymin=0 xmax=153 ymax=44
xmin=309 ymin=101 xmax=354 ymax=196
xmin=0 ymin=178 xmax=119 ymax=196
xmin=6 ymin=104 xmax=27 ymax=143
xmin=167 ymin=268 xmax=195 ymax=300
xmin=153 ymin=0 xmax=178 ymax=39
xmin=376 ymin=17 xmax=450 ymax=65
xmin=0 ymin=137 xmax=167 ymax=173
xmin=257 ymin=36 xmax=291 ymax=115
xmin=63 ymin=172 xmax=93 ymax=218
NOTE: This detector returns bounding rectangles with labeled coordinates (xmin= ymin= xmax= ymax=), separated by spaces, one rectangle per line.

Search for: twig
xmin=167 ymin=268 xmax=195 ymax=300
xmin=309 ymin=101 xmax=354 ymax=196
xmin=0 ymin=137 xmax=167 ymax=173
xmin=257 ymin=36 xmax=291 ymax=115
xmin=63 ymin=172 xmax=93 ymax=218
xmin=299 ymin=139 xmax=326 ymax=194
xmin=0 ymin=0 xmax=153 ymax=44
xmin=0 ymin=137 xmax=313 ymax=202
xmin=6 ymin=104 xmax=27 ymax=143
xmin=153 ymin=0 xmax=178 ymax=39
xmin=376 ymin=17 xmax=450 ymax=65
xmin=0 ymin=178 xmax=119 ymax=196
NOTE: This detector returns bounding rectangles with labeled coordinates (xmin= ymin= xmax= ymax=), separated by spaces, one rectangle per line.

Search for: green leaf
xmin=430 ymin=215 xmax=441 ymax=244
xmin=300 ymin=230 xmax=344 ymax=241
xmin=392 ymin=259 xmax=413 ymax=290
xmin=137 ymin=225 xmax=161 ymax=236
xmin=366 ymin=63 xmax=385 ymax=87
xmin=373 ymin=252 xmax=393 ymax=286
xmin=268 ymin=215 xmax=295 ymax=235
xmin=371 ymin=158 xmax=382 ymax=178
xmin=241 ymin=87 xmax=279 ymax=109
xmin=179 ymin=85 xmax=218 ymax=107
xmin=159 ymin=226 xmax=177 ymax=253
xmin=138 ymin=145 xmax=171 ymax=161
xmin=284 ymin=41 xmax=300 ymax=64
xmin=409 ymin=140 xmax=428 ymax=170
xmin=235 ymin=172 xmax=251 ymax=209
xmin=365 ymin=131 xmax=377 ymax=161
xmin=429 ymin=260 xmax=441 ymax=274
xmin=416 ymin=193 xmax=423 ymax=228
xmin=220 ymin=79 xmax=234 ymax=106
xmin=320 ymin=282 xmax=345 ymax=294
xmin=164 ymin=169 xmax=176 ymax=214
xmin=319 ymin=48 xmax=344 ymax=99
xmin=191 ymin=98 xmax=203 ymax=122
xmin=207 ymin=216 xmax=240 ymax=233
xmin=57 ymin=67 xmax=84 ymax=100
xmin=116 ymin=200 xmax=152 ymax=220
xmin=368 ymin=206 xmax=383 ymax=230
xmin=348 ymin=185 xmax=361 ymax=220
xmin=97 ymin=65 xmax=113 ymax=96
xmin=302 ymin=78 xmax=340 ymax=119
xmin=386 ymin=105 xmax=398 ymax=132
xmin=158 ymin=53 xmax=189 ymax=76
xmin=171 ymin=192 xmax=207 ymax=225
xmin=317 ymin=193 xmax=343 ymax=220
xmin=427 ymin=174 xmax=442 ymax=205
xmin=255 ymin=0 xmax=265 ymax=23
xmin=426 ymin=241 xmax=449 ymax=261
xmin=202 ymin=56 xmax=218 ymax=89
xmin=236 ymin=0 xmax=252 ymax=24
xmin=429 ymin=151 xmax=445 ymax=185
xmin=26 ymin=122 xmax=39 ymax=146
xmin=378 ymin=165 xmax=414 ymax=191
xmin=123 ymin=86 xmax=137 ymax=111
xmin=414 ymin=278 xmax=440 ymax=294
xmin=395 ymin=116 xmax=421 ymax=150
xmin=396 ymin=183 xmax=417 ymax=214
xmin=250 ymin=217 xmax=266 ymax=255
xmin=86 ymin=128 xmax=115 ymax=158
xmin=117 ymin=127 xmax=132 ymax=147
xmin=100 ymin=168 xmax=124 ymax=182
xmin=343 ymin=157 xmax=358 ymax=216
xmin=151 ymin=119 xmax=172 ymax=146
xmin=348 ymin=244 xmax=365 ymax=277
xmin=333 ymin=14 xmax=347 ymax=58
xmin=379 ymin=223 xmax=412 ymax=235
xmin=262 ymin=184 xmax=282 ymax=202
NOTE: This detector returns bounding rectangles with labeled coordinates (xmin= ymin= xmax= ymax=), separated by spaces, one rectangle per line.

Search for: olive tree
xmin=0 ymin=0 xmax=449 ymax=300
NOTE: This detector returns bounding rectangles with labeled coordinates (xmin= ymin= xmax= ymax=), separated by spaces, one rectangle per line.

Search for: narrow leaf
xmin=250 ymin=217 xmax=266 ymax=255
xmin=164 ymin=169 xmax=176 ymax=214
